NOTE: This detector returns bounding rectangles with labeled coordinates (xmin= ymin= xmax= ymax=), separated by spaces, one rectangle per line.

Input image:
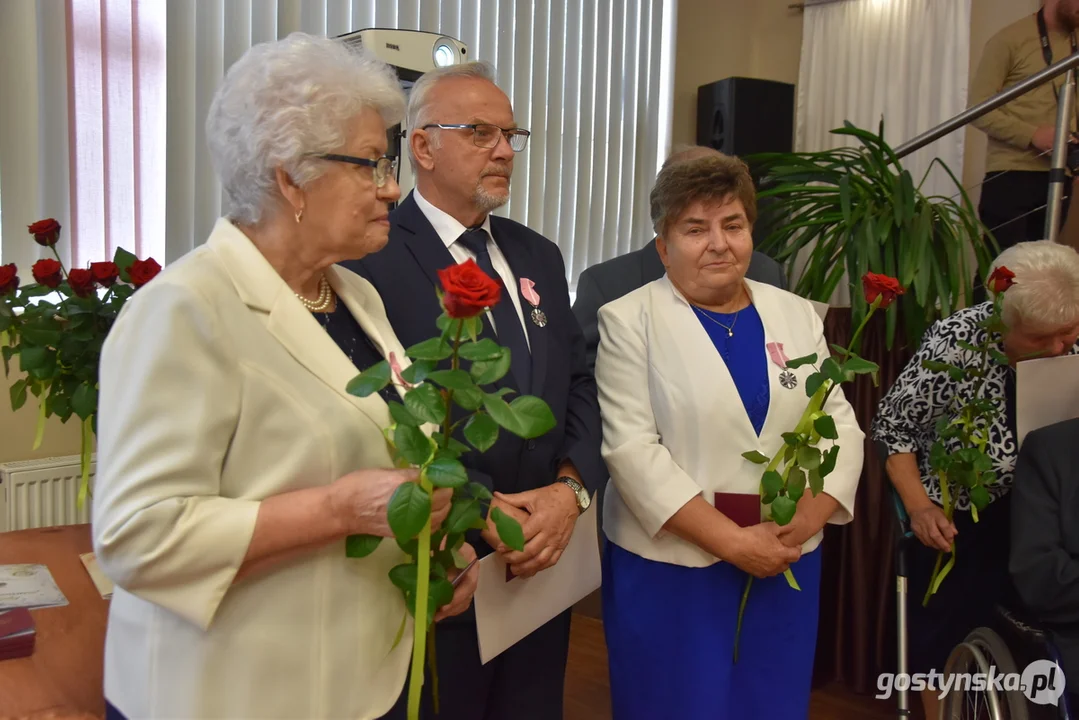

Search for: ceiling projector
xmin=336 ymin=28 xmax=468 ymax=83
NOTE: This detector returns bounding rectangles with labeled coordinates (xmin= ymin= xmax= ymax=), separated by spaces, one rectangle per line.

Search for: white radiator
xmin=0 ymin=454 xmax=96 ymax=532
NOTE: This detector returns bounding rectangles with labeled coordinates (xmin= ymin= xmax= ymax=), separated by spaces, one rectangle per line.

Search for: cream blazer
xmin=92 ymin=218 xmax=415 ymax=719
xmin=596 ymin=275 xmax=864 ymax=568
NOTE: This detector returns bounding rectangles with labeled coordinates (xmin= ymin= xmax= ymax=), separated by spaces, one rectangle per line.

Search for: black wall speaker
xmin=696 ymin=77 xmax=795 ymax=161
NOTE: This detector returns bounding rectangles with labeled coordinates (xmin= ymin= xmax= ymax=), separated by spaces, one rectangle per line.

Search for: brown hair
xmin=649 ymin=146 xmax=757 ymax=235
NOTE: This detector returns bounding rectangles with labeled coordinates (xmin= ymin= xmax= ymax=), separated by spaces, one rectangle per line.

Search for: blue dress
xmin=602 ymin=302 xmax=823 ymax=720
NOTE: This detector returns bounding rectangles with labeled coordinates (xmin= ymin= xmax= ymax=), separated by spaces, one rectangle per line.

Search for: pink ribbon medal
xmin=520 ymin=278 xmax=547 ymax=327
xmin=766 ymin=342 xmax=798 ymax=390
xmin=388 ymin=351 xmax=415 ymax=390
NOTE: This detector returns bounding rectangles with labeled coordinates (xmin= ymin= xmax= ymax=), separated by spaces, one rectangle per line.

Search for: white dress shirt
xmin=413 ymin=188 xmax=530 ymax=348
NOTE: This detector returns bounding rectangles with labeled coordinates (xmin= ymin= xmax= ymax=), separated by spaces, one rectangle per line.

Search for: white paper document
xmin=474 ymin=504 xmax=601 ymax=664
xmin=1016 ymin=354 xmax=1079 ymax=447
xmin=0 ymin=564 xmax=69 ymax=610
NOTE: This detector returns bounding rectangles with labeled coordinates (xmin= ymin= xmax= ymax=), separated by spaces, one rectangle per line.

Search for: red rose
xmin=987 ymin=266 xmax=1016 ymax=294
xmin=27 ymin=218 xmax=61 ymax=247
xmin=128 ymin=258 xmax=161 ymax=287
xmin=32 ymin=258 xmax=63 ymax=288
xmin=67 ymin=268 xmax=96 ymax=297
xmin=437 ymin=259 xmax=502 ymax=318
xmin=862 ymin=272 xmax=905 ymax=309
xmin=0 ymin=264 xmax=18 ymax=295
xmin=90 ymin=261 xmax=119 ymax=287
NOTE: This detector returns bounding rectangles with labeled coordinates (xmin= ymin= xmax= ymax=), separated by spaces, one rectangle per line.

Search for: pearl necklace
xmin=296 ymin=275 xmax=334 ymax=313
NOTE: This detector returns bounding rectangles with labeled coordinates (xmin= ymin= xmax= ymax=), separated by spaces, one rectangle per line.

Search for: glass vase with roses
xmin=345 ymin=258 xmax=555 ymax=720
xmin=0 ymin=219 xmax=161 ymax=505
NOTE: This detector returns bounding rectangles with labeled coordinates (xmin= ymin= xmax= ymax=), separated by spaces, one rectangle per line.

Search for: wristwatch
xmin=557 ymin=476 xmax=591 ymax=514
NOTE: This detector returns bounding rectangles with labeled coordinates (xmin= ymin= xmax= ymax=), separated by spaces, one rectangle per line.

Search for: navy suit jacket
xmin=347 ymin=193 xmax=605 ymax=551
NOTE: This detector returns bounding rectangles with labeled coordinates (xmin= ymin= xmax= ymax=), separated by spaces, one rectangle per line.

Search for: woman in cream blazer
xmin=92 ymin=35 xmax=476 ymax=720
xmin=595 ymin=149 xmax=863 ymax=720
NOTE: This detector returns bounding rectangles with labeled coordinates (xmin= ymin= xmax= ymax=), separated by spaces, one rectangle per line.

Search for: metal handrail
xmin=895 ymin=50 xmax=1079 ymax=242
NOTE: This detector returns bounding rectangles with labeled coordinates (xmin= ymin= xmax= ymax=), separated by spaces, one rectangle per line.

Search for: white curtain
xmin=796 ymin=0 xmax=971 ymax=303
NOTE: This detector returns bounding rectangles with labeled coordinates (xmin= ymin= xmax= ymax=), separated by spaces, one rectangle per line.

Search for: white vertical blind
xmin=0 ymin=0 xmax=674 ymax=291
xmin=165 ymin=0 xmax=674 ymax=287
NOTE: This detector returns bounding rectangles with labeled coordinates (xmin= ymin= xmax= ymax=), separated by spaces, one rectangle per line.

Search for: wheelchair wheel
xmin=941 ymin=627 xmax=1029 ymax=720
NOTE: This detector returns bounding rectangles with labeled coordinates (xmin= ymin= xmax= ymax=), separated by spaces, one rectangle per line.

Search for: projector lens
xmin=433 ymin=42 xmax=456 ymax=67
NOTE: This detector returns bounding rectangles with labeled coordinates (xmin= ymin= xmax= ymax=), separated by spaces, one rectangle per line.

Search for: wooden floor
xmin=563 ymin=613 xmax=898 ymax=720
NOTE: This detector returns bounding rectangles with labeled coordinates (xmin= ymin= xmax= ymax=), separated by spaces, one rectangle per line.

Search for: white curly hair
xmin=205 ymin=32 xmax=406 ymax=225
xmin=990 ymin=240 xmax=1079 ymax=333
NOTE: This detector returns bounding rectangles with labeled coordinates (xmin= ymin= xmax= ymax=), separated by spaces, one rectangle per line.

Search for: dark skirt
xmin=905 ymin=493 xmax=1014 ymax=673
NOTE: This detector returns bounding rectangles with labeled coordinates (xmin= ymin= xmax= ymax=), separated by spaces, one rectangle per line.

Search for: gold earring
xmin=295 ymin=208 xmax=304 ymax=223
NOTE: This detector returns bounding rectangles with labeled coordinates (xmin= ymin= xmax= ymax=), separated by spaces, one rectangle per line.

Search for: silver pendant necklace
xmin=694 ymin=305 xmax=740 ymax=337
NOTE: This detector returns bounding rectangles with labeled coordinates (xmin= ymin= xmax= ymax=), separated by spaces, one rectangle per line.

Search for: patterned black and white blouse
xmin=871 ymin=302 xmax=1079 ymax=510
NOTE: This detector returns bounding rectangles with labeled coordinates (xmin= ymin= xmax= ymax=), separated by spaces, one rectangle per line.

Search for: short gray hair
xmin=405 ymin=61 xmax=498 ymax=166
xmin=205 ymin=32 xmax=406 ymax=225
xmin=991 ymin=240 xmax=1079 ymax=332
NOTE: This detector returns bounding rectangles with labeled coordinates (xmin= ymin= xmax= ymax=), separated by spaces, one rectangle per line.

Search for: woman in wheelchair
xmin=872 ymin=241 xmax=1079 ymax=719
xmin=1011 ymin=417 xmax=1079 ymax=714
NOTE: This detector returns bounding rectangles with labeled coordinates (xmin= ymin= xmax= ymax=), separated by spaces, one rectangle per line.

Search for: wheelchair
xmin=890 ymin=488 xmax=1074 ymax=720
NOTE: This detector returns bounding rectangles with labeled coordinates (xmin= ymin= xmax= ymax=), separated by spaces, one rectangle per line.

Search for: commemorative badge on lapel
xmin=766 ymin=342 xmax=798 ymax=390
xmin=520 ymin=277 xmax=547 ymax=327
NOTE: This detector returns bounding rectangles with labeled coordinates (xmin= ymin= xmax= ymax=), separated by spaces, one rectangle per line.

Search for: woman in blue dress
xmin=594 ymin=147 xmax=865 ymax=719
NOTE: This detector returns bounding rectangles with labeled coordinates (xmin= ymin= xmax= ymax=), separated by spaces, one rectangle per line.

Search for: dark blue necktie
xmin=455 ymin=228 xmax=532 ymax=395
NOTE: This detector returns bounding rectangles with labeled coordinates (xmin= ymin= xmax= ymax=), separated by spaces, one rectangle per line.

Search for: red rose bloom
xmin=0 ymin=264 xmax=18 ymax=295
xmin=32 ymin=258 xmax=63 ymax=288
xmin=862 ymin=272 xmax=905 ymax=309
xmin=27 ymin=218 xmax=61 ymax=247
xmin=438 ymin=259 xmax=502 ymax=318
xmin=90 ymin=261 xmax=119 ymax=287
xmin=987 ymin=266 xmax=1016 ymax=294
xmin=128 ymin=258 xmax=161 ymax=287
xmin=67 ymin=268 xmax=96 ymax=297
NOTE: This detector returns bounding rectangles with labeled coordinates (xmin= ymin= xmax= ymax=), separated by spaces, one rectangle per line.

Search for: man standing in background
xmin=970 ymin=0 xmax=1079 ymax=252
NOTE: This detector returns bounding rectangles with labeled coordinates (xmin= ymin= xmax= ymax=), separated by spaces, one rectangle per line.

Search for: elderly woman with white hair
xmin=872 ymin=239 xmax=1079 ymax=720
xmin=91 ymin=33 xmax=477 ymax=720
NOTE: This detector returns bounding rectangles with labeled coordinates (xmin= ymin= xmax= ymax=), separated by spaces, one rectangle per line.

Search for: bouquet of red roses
xmin=1 ymin=219 xmax=161 ymax=505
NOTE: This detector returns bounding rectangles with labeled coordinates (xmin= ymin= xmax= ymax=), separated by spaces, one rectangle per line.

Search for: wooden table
xmin=0 ymin=525 xmax=107 ymax=720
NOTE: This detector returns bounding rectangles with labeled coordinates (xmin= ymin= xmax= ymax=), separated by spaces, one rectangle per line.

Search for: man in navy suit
xmin=350 ymin=61 xmax=604 ymax=720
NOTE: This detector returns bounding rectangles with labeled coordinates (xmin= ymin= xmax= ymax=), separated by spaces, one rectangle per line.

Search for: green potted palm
xmin=750 ymin=121 xmax=997 ymax=350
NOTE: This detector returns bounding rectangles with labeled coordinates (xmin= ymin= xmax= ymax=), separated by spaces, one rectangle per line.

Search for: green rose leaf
xmin=19 ymin=326 xmax=62 ymax=346
xmin=829 ymin=343 xmax=851 ymax=358
xmin=808 ymin=467 xmax=824 ymax=496
xmin=401 ymin=359 xmax=436 ymax=385
xmin=113 ymin=247 xmax=138 ymax=279
xmin=9 ymin=378 xmax=27 ymax=411
xmin=452 ymin=385 xmax=485 ymax=411
xmin=404 ymin=383 xmax=447 ymax=424
xmin=446 ymin=498 xmax=482 ymax=535
xmin=430 ymin=576 xmax=455 ymax=610
xmin=788 ymin=467 xmax=807 ymax=503
xmin=346 ymin=361 xmax=391 ymax=398
xmin=470 ymin=352 xmax=512 ymax=386
xmin=458 ymin=338 xmax=504 ymax=361
xmin=988 ymin=348 xmax=1010 ymax=366
xmin=969 ymin=484 xmax=991 ymax=511
xmin=819 ymin=445 xmax=840 ymax=477
xmin=425 ymin=452 xmax=469 ymax=489
xmin=71 ymin=382 xmax=97 ymax=421
xmin=405 ymin=337 xmax=454 ymax=362
xmin=396 ymin=535 xmax=418 ymax=556
xmin=841 ymin=356 xmax=879 ymax=376
xmin=389 ymin=562 xmax=418 ymax=594
xmin=797 ymin=445 xmax=821 ymax=470
xmin=468 ymin=482 xmax=493 ymax=501
xmin=921 ymin=359 xmax=967 ymax=382
xmin=761 ymin=470 xmax=783 ymax=497
xmin=389 ymin=401 xmax=422 ymax=427
xmin=490 ymin=506 xmax=525 ymax=551
xmin=428 ymin=369 xmax=479 ymax=392
xmin=387 ymin=482 xmax=431 ymax=540
xmin=813 ymin=414 xmax=838 ymax=440
xmin=805 ymin=372 xmax=826 ymax=398
xmin=781 ymin=432 xmax=803 ymax=447
xmin=784 ymin=353 xmax=817 ymax=369
xmin=345 ymin=534 xmax=383 ymax=558
xmin=742 ymin=450 xmax=770 ymax=464
xmin=464 ymin=412 xmax=500 ymax=452
xmin=507 ymin=396 xmax=556 ymax=438
xmin=395 ymin=423 xmax=434 ymax=466
xmin=19 ymin=346 xmax=49 ymax=372
xmin=821 ymin=357 xmax=846 ymax=385
xmin=770 ymin=495 xmax=797 ymax=526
